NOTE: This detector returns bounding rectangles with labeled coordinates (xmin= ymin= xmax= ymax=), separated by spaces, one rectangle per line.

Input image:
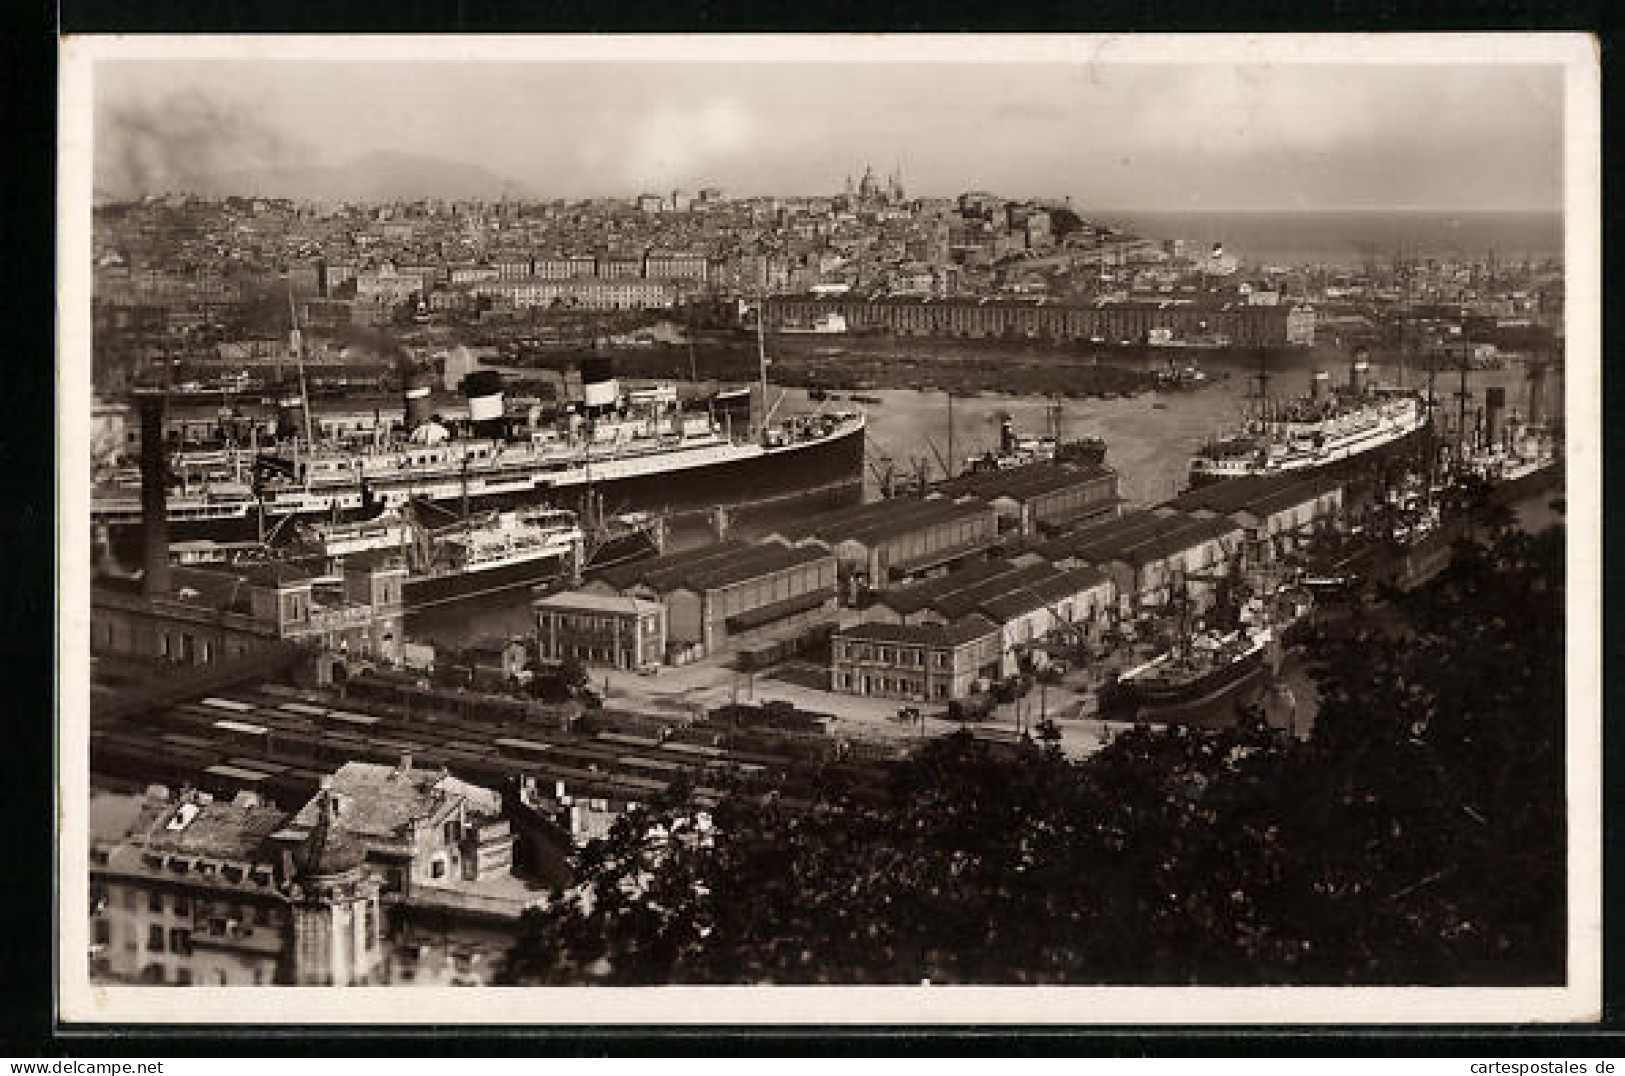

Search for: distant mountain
xmin=107 ymin=150 xmax=533 ymax=203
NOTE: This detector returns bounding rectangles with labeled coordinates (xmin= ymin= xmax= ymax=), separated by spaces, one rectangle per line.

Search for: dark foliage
xmin=505 ymin=527 xmax=1566 ymax=986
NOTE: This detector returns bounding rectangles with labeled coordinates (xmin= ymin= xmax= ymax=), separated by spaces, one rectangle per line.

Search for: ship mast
xmin=755 ymin=294 xmax=771 ymax=439
xmin=287 ymin=284 xmax=314 ymax=449
xmin=1251 ymin=346 xmax=1271 ymax=426
xmin=1454 ymin=343 xmax=1472 ymax=461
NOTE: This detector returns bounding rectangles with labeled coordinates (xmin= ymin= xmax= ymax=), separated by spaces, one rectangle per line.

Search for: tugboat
xmin=964 ymin=404 xmax=1107 ymax=473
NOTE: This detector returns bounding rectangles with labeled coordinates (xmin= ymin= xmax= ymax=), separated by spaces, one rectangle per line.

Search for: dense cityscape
xmin=80 ymin=57 xmax=1571 ymax=996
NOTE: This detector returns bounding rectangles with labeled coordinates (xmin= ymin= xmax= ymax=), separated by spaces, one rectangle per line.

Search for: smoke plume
xmin=96 ymin=90 xmax=301 ymax=198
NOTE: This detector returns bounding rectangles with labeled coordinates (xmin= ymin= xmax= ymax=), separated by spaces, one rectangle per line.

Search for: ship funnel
xmin=1527 ymin=360 xmax=1549 ymax=428
xmin=1349 ymin=354 xmax=1370 ymax=395
xmin=137 ymin=393 xmax=171 ymax=598
xmin=275 ymin=394 xmax=306 ymax=441
xmin=580 ymin=357 xmax=619 ymax=413
xmin=463 ymin=369 xmax=506 ymax=439
xmin=1310 ymin=370 xmax=1330 ymax=401
xmin=1484 ymin=386 xmax=1507 ymax=447
xmin=404 ymin=369 xmax=436 ymax=431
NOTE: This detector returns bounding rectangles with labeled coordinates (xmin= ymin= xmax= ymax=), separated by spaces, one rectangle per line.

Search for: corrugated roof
xmin=868 ymin=558 xmax=1018 ymax=616
xmin=775 ymin=496 xmax=992 ymax=548
xmin=1159 ymin=473 xmax=1339 ymax=517
xmin=932 ymin=461 xmax=1117 ymax=504
xmin=534 ymin=590 xmax=663 ymax=615
xmin=1049 ymin=509 xmax=1241 ymax=567
xmin=678 ymin=542 xmax=832 ymax=593
xmin=976 ymin=565 xmax=1112 ymax=623
xmin=597 ymin=538 xmax=754 ymax=592
xmin=835 ymin=613 xmax=1000 ymax=648
xmin=931 ymin=562 xmax=1060 ymax=623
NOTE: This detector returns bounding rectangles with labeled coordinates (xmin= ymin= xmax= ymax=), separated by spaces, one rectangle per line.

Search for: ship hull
xmin=1100 ymin=647 xmax=1268 ymax=722
xmin=102 ymin=417 xmax=866 ymax=557
xmin=1187 ymin=416 xmax=1432 ymax=490
xmin=403 ymin=552 xmax=574 ymax=613
xmin=1485 ymin=457 xmax=1564 ymax=507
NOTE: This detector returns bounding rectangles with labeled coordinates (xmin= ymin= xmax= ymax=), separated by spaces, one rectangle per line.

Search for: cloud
xmin=598 ymin=95 xmax=761 ymax=191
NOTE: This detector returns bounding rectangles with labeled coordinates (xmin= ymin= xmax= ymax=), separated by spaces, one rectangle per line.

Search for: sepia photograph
xmin=55 ymin=33 xmax=1600 ymax=1025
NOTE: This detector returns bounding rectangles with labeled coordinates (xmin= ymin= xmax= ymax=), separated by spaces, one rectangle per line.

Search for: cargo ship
xmin=305 ymin=503 xmax=586 ymax=612
xmin=1188 ymin=355 xmax=1428 ymax=488
xmin=1449 ymin=381 xmax=1564 ymax=507
xmin=1098 ymin=626 xmax=1273 ymax=721
xmin=963 ymin=407 xmax=1108 ymax=474
xmin=92 ymin=357 xmax=866 ymax=550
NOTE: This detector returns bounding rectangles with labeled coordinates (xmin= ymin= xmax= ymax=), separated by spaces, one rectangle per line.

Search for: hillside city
xmin=86 ymin=166 xmax=1567 ymax=990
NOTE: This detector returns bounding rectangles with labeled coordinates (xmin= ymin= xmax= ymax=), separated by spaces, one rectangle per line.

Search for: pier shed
xmin=1043 ymin=510 xmax=1244 ymax=614
xmin=1154 ymin=473 xmax=1344 ymax=563
xmin=590 ymin=538 xmax=837 ymax=659
xmin=763 ymin=496 xmax=999 ymax=593
xmin=975 ymin=565 xmax=1116 ymax=675
xmin=930 ymin=461 xmax=1122 ymax=537
xmin=857 ymin=558 xmax=1022 ymax=626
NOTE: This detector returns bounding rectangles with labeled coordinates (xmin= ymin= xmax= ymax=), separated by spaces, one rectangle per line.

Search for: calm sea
xmin=414 ymin=359 xmax=1548 ymax=649
xmin=1091 ymin=209 xmax=1563 ymax=269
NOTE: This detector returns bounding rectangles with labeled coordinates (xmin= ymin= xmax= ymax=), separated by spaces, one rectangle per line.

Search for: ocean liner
xmin=92 ymin=345 xmax=866 ymax=548
xmin=1188 ymin=355 xmax=1428 ymax=488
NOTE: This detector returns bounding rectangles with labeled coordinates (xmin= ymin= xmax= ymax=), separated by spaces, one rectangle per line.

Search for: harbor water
xmin=411 ymin=348 xmax=1555 ymax=649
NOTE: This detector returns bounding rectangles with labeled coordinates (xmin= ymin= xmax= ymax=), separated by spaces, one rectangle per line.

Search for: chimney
xmin=395 ymin=752 xmax=413 ymax=779
xmin=137 ymin=393 xmax=171 ymax=598
xmin=1310 ymin=370 xmax=1330 ymax=402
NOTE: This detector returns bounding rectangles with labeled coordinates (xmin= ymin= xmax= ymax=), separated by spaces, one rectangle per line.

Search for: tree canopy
xmin=505 ymin=526 xmax=1567 ymax=986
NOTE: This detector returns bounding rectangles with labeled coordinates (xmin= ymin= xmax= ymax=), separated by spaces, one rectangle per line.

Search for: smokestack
xmin=1310 ymin=370 xmax=1330 ymax=401
xmin=275 ymin=393 xmax=306 ymax=441
xmin=1000 ymin=414 xmax=1016 ymax=455
xmin=404 ymin=370 xmax=436 ymax=431
xmin=1349 ymin=354 xmax=1370 ymax=395
xmin=91 ymin=522 xmax=114 ymax=576
xmin=580 ymin=357 xmax=618 ymax=414
xmin=137 ymin=392 xmax=171 ymax=598
xmin=463 ymin=369 xmax=505 ymax=439
xmin=1527 ymin=361 xmax=1548 ymax=428
xmin=1484 ymin=386 xmax=1507 ymax=447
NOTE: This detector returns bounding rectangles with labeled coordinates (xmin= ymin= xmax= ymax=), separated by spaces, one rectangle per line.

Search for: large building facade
xmin=764 ymin=295 xmax=1315 ymax=348
xmin=829 ymin=616 xmax=1002 ymax=702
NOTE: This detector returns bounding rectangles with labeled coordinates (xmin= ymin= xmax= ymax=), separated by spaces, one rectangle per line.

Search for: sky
xmin=92 ymin=58 xmax=1565 ymax=210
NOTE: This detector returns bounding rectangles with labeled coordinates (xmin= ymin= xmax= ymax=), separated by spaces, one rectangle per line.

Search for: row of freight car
xmin=91 ymin=682 xmax=795 ymax=812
